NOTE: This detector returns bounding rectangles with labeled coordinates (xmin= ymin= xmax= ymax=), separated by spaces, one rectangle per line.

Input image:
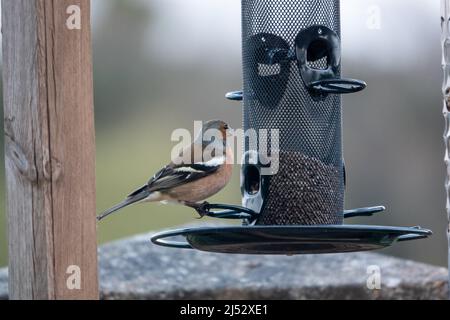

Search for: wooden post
xmin=2 ymin=0 xmax=98 ymax=299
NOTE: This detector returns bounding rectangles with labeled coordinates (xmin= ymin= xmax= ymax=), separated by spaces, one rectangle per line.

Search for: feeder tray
xmin=151 ymin=205 xmax=432 ymax=255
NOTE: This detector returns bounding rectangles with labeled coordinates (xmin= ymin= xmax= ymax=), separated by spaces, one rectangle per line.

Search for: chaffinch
xmin=97 ymin=120 xmax=233 ymax=221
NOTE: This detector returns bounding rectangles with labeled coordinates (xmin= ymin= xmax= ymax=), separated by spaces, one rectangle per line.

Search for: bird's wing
xmin=145 ymin=156 xmax=225 ymax=192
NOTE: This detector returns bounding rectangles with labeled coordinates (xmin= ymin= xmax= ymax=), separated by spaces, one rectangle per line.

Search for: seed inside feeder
xmin=256 ymin=151 xmax=344 ymax=226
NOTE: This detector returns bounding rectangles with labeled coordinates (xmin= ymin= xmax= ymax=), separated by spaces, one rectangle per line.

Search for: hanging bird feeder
xmin=152 ymin=0 xmax=431 ymax=254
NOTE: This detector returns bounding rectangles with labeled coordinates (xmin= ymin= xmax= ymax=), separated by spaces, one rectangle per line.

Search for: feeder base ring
xmin=151 ymin=225 xmax=432 ymax=255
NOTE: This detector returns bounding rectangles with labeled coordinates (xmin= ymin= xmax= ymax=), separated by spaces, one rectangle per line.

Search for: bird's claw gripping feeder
xmin=152 ymin=0 xmax=432 ymax=254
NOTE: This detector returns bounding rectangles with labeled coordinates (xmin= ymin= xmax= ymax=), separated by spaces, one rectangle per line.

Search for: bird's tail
xmin=97 ymin=186 xmax=150 ymax=221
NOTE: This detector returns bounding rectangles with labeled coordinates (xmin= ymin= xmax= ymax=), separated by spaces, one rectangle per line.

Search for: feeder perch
xmin=152 ymin=0 xmax=431 ymax=254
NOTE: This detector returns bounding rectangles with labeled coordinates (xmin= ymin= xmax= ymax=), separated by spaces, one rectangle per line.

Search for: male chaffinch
xmin=97 ymin=120 xmax=234 ymax=221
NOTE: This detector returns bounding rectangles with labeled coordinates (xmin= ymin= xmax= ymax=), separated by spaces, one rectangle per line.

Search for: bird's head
xmin=203 ymin=119 xmax=233 ymax=142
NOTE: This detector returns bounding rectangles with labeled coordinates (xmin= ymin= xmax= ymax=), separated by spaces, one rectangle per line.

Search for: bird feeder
xmin=152 ymin=0 xmax=431 ymax=254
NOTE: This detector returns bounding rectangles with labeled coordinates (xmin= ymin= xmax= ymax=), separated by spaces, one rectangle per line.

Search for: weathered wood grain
xmin=2 ymin=0 xmax=98 ymax=299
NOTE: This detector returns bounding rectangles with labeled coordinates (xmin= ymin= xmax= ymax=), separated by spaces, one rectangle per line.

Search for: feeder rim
xmin=151 ymin=224 xmax=432 ymax=250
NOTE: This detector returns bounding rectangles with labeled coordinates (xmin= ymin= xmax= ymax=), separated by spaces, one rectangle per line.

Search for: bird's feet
xmin=185 ymin=201 xmax=211 ymax=218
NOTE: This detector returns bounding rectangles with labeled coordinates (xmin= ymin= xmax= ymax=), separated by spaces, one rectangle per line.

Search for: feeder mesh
xmin=241 ymin=0 xmax=344 ymax=225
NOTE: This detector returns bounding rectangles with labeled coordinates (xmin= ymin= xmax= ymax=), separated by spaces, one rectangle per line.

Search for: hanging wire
xmin=440 ymin=0 xmax=450 ymax=296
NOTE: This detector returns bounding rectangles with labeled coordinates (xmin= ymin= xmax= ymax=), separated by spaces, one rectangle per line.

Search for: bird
xmin=97 ymin=120 xmax=234 ymax=221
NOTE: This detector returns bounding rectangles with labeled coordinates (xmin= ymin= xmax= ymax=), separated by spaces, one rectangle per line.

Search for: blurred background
xmin=0 ymin=0 xmax=446 ymax=267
